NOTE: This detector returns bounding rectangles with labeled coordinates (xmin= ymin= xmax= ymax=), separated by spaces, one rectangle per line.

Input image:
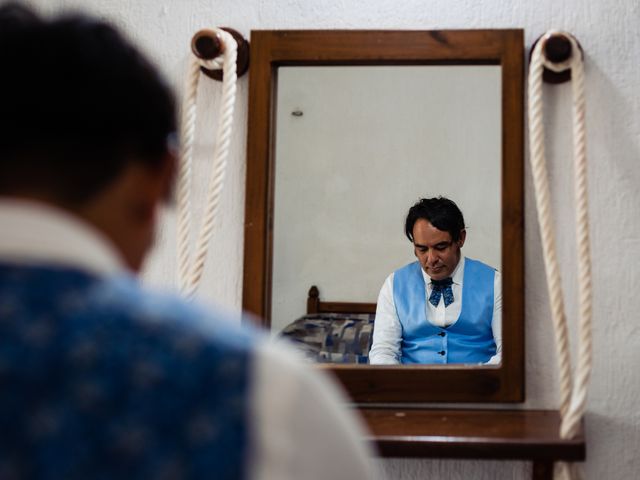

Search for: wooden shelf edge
xmin=359 ymin=408 xmax=586 ymax=461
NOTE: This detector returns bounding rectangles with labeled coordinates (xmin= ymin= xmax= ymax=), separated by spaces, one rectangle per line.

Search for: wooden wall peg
xmin=529 ymin=33 xmax=583 ymax=84
xmin=190 ymin=27 xmax=250 ymax=81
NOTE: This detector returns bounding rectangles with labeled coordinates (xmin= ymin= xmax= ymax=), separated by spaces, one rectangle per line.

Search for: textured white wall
xmin=28 ymin=0 xmax=640 ymax=478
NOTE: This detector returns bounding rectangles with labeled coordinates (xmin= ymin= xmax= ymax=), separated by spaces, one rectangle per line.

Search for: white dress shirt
xmin=0 ymin=200 xmax=374 ymax=480
xmin=369 ymin=256 xmax=502 ymax=365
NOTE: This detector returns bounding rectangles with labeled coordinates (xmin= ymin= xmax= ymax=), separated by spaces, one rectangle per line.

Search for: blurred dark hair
xmin=0 ymin=3 xmax=177 ymax=205
xmin=404 ymin=197 xmax=466 ymax=242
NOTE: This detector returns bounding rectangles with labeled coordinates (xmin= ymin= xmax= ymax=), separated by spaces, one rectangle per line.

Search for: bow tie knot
xmin=429 ymin=277 xmax=454 ymax=307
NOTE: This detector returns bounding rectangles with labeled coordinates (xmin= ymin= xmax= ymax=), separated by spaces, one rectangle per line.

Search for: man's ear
xmin=457 ymin=229 xmax=467 ymax=248
xmin=126 ymin=151 xmax=177 ymax=223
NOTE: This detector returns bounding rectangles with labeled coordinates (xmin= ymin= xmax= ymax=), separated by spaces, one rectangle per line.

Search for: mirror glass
xmin=272 ymin=65 xmax=502 ymax=364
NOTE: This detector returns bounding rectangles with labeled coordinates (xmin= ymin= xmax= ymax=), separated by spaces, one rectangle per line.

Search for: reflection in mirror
xmin=243 ymin=29 xmax=524 ymax=402
xmin=272 ymin=66 xmax=502 ymax=365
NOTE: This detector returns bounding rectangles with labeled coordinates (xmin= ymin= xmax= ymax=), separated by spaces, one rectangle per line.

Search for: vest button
xmin=438 ymin=350 xmax=445 ymax=355
xmin=438 ymin=332 xmax=446 ymax=337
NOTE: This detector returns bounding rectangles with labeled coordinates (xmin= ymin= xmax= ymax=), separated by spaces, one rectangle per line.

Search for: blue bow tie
xmin=429 ymin=277 xmax=454 ymax=307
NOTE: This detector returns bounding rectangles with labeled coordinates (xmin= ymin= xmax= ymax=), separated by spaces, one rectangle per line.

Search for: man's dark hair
xmin=404 ymin=197 xmax=466 ymax=242
xmin=0 ymin=3 xmax=177 ymax=205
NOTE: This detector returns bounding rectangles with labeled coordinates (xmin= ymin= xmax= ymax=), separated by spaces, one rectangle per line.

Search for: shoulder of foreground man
xmin=250 ymin=338 xmax=379 ymax=480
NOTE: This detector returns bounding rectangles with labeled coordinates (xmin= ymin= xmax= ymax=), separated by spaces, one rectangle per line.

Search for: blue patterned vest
xmin=393 ymin=258 xmax=496 ymax=364
xmin=0 ymin=263 xmax=253 ymax=479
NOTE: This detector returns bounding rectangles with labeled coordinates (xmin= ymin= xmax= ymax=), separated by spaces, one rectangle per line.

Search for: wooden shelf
xmin=361 ymin=409 xmax=584 ymax=479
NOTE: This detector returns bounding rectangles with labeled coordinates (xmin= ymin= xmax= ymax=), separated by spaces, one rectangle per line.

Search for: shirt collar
xmin=451 ymin=255 xmax=465 ymax=285
xmin=421 ymin=255 xmax=466 ymax=286
xmin=0 ymin=199 xmax=129 ymax=276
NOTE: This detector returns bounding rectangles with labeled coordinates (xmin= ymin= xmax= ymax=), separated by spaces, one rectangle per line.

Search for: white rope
xmin=177 ymin=29 xmax=237 ymax=300
xmin=528 ymin=31 xmax=593 ymax=480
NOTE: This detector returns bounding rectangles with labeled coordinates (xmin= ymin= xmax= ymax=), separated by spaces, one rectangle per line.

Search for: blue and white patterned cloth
xmin=0 ymin=263 xmax=254 ymax=480
xmin=428 ymin=278 xmax=454 ymax=307
xmin=280 ymin=313 xmax=375 ymax=364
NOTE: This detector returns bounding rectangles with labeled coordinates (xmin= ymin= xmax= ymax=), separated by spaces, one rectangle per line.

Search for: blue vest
xmin=0 ymin=263 xmax=253 ymax=479
xmin=393 ymin=258 xmax=496 ymax=364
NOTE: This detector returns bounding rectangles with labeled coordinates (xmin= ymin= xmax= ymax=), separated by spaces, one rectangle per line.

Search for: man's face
xmin=412 ymin=218 xmax=465 ymax=281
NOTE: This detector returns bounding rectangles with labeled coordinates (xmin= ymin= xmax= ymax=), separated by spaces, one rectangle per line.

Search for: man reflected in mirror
xmin=369 ymin=197 xmax=502 ymax=365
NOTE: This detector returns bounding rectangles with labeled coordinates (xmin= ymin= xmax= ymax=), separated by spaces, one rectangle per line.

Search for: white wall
xmin=29 ymin=0 xmax=640 ymax=478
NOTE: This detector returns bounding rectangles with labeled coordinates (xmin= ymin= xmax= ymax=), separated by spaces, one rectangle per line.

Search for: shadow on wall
xmin=582 ymin=412 xmax=639 ymax=478
xmin=376 ymin=457 xmax=529 ymax=479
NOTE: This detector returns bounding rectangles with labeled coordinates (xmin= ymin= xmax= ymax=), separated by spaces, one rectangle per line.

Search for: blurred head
xmin=404 ymin=197 xmax=466 ymax=280
xmin=0 ymin=3 xmax=178 ymax=271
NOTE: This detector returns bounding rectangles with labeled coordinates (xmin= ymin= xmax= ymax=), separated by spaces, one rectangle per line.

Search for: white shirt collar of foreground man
xmin=0 ymin=199 xmax=127 ymax=276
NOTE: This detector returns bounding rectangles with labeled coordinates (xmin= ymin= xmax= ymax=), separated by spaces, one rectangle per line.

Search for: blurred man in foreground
xmin=0 ymin=4 xmax=374 ymax=479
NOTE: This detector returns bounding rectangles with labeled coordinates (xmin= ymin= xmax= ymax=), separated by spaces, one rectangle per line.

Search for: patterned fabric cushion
xmin=280 ymin=313 xmax=374 ymax=364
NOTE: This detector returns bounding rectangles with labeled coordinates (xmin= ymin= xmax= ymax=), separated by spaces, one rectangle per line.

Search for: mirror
xmin=243 ymin=30 xmax=524 ymax=402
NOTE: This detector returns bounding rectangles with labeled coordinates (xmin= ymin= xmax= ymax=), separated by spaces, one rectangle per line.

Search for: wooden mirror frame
xmin=243 ymin=29 xmax=524 ymax=403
